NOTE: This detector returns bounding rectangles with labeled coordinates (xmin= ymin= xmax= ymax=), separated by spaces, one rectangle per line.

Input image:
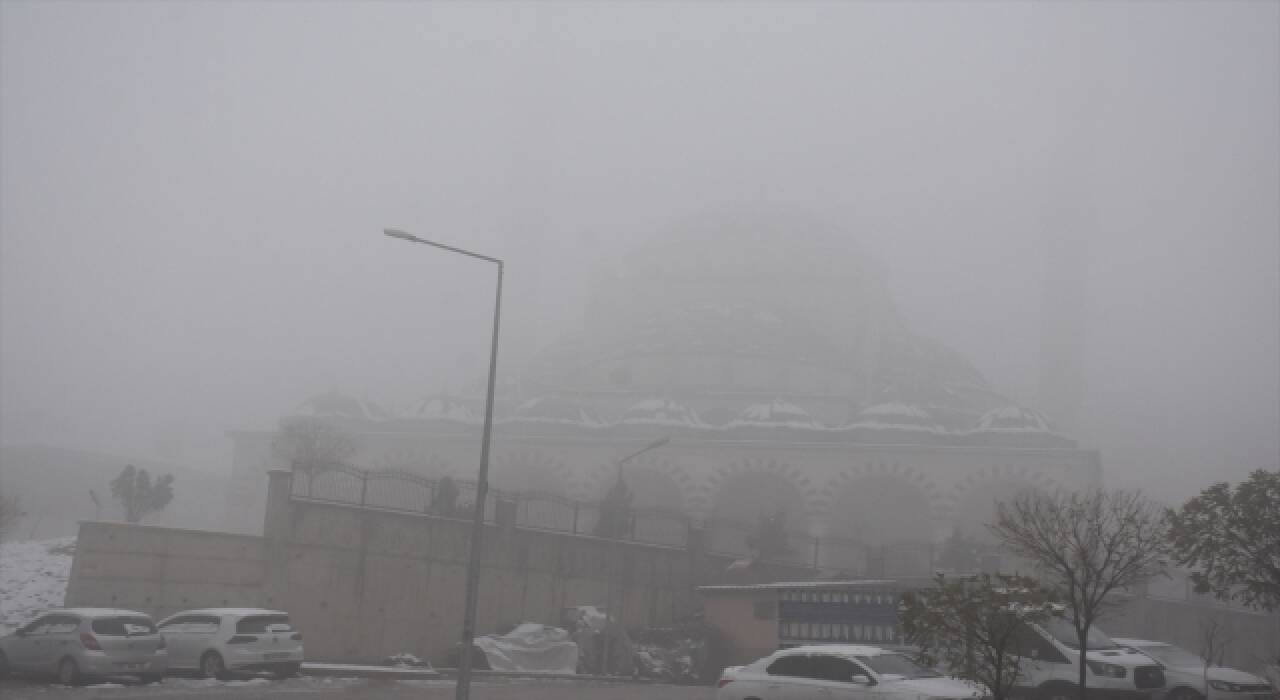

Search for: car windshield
xmin=236 ymin=614 xmax=292 ymax=634
xmin=92 ymin=617 xmax=156 ymax=636
xmin=1132 ymin=644 xmax=1204 ymax=667
xmin=1039 ymin=618 xmax=1119 ymax=650
xmin=856 ymin=653 xmax=942 ymax=679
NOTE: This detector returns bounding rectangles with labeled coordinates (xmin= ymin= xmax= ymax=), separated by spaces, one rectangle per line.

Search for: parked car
xmin=0 ymin=608 xmax=167 ymax=685
xmin=716 ymin=644 xmax=984 ymax=700
xmin=156 ymin=608 xmax=302 ymax=679
xmin=1009 ymin=617 xmax=1166 ymax=700
xmin=1113 ymin=638 xmax=1277 ymax=700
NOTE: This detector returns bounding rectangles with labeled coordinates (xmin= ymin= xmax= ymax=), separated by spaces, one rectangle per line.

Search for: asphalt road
xmin=0 ymin=676 xmax=717 ymax=700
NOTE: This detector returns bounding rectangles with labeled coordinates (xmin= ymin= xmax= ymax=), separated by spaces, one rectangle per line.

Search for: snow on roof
xmin=413 ymin=396 xmax=478 ymax=423
xmin=159 ymin=608 xmax=289 ymax=620
xmin=974 ymin=404 xmax=1056 ymax=434
xmin=846 ymin=402 xmax=942 ymax=432
xmin=619 ymin=398 xmax=708 ymax=428
xmin=699 ymin=579 xmax=897 ymax=592
xmin=725 ymin=399 xmax=825 ymax=430
xmin=509 ymin=396 xmax=604 ymax=427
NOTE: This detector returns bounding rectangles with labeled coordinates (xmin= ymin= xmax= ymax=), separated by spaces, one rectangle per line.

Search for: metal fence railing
xmin=288 ymin=466 xmax=939 ymax=577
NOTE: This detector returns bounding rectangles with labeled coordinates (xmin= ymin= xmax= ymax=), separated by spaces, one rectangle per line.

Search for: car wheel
xmin=1171 ymin=689 xmax=1204 ymax=700
xmin=274 ymin=662 xmax=302 ymax=679
xmin=57 ymin=657 xmax=83 ymax=686
xmin=200 ymin=651 xmax=227 ymax=680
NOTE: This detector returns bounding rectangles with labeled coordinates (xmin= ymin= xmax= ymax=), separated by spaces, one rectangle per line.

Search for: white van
xmin=1009 ymin=617 xmax=1166 ymax=700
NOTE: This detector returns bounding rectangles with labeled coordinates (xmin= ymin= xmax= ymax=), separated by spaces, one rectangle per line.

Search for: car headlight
xmin=1209 ymin=681 xmax=1244 ymax=692
xmin=1086 ymin=661 xmax=1128 ymax=678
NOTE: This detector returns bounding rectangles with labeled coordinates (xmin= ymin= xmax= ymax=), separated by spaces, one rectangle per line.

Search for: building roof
xmin=698 ymin=579 xmax=898 ymax=593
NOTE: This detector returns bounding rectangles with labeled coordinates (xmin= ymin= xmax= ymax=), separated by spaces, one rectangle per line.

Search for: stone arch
xmin=582 ymin=455 xmax=692 ymax=512
xmin=698 ymin=457 xmax=815 ymax=564
xmin=821 ymin=472 xmax=937 ymax=546
xmin=490 ymin=448 xmax=572 ymax=496
xmin=692 ymin=456 xmax=820 ymax=518
xmin=940 ymin=463 xmax=1060 ymax=542
xmin=812 ymin=458 xmax=943 ymax=519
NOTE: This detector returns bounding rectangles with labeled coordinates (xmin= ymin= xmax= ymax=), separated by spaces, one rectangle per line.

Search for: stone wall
xmin=65 ymin=523 xmax=270 ymax=619
xmin=68 ymin=470 xmax=809 ymax=663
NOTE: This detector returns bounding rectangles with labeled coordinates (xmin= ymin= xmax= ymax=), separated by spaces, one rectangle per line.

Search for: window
xmin=236 ymin=614 xmax=292 ymax=634
xmin=159 ymin=615 xmax=191 ymax=630
xmin=188 ymin=615 xmax=221 ymax=634
xmin=855 ymin=653 xmax=941 ymax=679
xmin=29 ymin=615 xmax=79 ymax=635
xmin=809 ymin=655 xmax=862 ymax=682
xmin=767 ymin=655 xmax=814 ymax=677
xmin=1009 ymin=621 xmax=1069 ymax=663
xmin=92 ymin=616 xmax=156 ymax=636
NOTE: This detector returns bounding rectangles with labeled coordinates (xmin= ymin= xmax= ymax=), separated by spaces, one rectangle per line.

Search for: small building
xmin=698 ymin=580 xmax=903 ymax=665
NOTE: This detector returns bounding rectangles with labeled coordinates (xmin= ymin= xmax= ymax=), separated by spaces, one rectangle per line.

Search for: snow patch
xmin=0 ymin=536 xmax=74 ymax=634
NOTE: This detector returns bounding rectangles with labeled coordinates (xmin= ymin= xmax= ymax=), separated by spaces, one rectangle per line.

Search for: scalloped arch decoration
xmin=935 ymin=462 xmax=1061 ymax=519
xmin=689 ymin=456 xmax=820 ymax=517
xmin=581 ymin=455 xmax=695 ymax=508
xmin=813 ymin=458 xmax=944 ymax=518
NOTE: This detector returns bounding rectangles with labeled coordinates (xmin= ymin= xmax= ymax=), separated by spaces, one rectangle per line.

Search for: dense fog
xmin=1 ymin=1 xmax=1276 ymax=533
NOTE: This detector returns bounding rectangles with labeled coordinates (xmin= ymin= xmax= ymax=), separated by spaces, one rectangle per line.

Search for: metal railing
xmin=288 ymin=465 xmax=939 ymax=576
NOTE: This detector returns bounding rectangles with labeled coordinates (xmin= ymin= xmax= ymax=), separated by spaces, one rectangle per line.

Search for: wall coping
xmin=228 ymin=428 xmax=1097 ymax=458
xmin=78 ymin=520 xmax=265 ymax=543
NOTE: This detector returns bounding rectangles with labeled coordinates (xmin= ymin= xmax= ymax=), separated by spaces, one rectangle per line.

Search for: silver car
xmin=156 ymin=608 xmax=303 ymax=679
xmin=0 ymin=608 xmax=168 ymax=685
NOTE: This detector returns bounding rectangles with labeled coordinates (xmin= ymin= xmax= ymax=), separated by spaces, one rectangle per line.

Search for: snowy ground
xmin=0 ymin=537 xmax=75 ymax=634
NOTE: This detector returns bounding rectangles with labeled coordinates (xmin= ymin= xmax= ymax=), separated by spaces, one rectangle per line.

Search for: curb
xmin=301 ymin=663 xmax=442 ymax=680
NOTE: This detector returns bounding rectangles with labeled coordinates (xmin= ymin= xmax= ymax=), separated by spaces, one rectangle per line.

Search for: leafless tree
xmin=271 ymin=417 xmax=358 ymax=477
xmin=1197 ymin=613 xmax=1228 ymax=699
xmin=0 ymin=492 xmax=25 ymax=540
xmin=989 ymin=489 xmax=1167 ymax=700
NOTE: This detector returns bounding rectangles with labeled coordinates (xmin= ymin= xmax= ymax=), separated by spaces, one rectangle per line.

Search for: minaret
xmin=1037 ymin=43 xmax=1103 ymax=437
xmin=1038 ymin=217 xmax=1088 ymax=435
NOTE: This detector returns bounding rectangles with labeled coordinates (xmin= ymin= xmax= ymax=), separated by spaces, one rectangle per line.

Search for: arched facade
xmin=223 ymin=223 xmax=1104 ymax=577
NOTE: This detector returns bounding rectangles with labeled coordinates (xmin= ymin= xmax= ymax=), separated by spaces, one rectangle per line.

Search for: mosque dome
xmin=291 ymin=391 xmax=388 ymax=422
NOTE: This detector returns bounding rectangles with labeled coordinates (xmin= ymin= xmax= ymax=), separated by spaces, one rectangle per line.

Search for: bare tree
xmin=989 ymin=489 xmax=1167 ymax=700
xmin=271 ymin=417 xmax=357 ymax=477
xmin=0 ymin=492 xmax=26 ymax=540
xmin=1197 ymin=613 xmax=1228 ymax=699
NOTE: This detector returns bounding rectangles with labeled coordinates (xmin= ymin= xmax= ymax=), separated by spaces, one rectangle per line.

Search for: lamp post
xmin=600 ymin=435 xmax=669 ymax=674
xmin=382 ymin=228 xmax=502 ymax=700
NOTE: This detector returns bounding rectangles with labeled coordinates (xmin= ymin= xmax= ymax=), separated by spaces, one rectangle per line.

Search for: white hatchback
xmin=156 ymin=608 xmax=302 ymax=679
xmin=717 ymin=645 xmax=984 ymax=700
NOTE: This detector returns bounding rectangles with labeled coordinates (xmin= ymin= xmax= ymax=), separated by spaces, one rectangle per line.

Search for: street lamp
xmin=600 ymin=435 xmax=670 ymax=674
xmin=382 ymin=228 xmax=502 ymax=700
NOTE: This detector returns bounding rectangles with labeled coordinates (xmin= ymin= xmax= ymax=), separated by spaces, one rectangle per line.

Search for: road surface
xmin=0 ymin=676 xmax=717 ymax=700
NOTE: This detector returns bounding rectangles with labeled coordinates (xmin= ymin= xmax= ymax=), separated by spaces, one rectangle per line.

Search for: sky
xmin=1 ymin=0 xmax=1277 ymax=505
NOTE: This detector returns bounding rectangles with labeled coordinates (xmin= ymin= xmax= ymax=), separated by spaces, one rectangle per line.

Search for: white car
xmin=156 ymin=608 xmax=302 ymax=679
xmin=1113 ymin=638 xmax=1276 ymax=700
xmin=716 ymin=644 xmax=983 ymax=700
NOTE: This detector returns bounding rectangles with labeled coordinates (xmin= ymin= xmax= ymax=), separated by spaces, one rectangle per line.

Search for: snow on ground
xmin=0 ymin=537 xmax=75 ymax=634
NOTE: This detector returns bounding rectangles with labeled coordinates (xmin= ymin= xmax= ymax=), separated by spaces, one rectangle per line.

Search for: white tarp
xmin=473 ymin=623 xmax=579 ymax=674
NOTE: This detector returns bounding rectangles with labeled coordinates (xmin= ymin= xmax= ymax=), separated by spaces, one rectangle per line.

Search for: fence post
xmin=572 ymin=502 xmax=580 ymax=534
xmin=629 ymin=512 xmax=637 ymax=540
xmin=359 ymin=472 xmax=369 ymax=507
xmin=812 ymin=537 xmax=820 ymax=570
